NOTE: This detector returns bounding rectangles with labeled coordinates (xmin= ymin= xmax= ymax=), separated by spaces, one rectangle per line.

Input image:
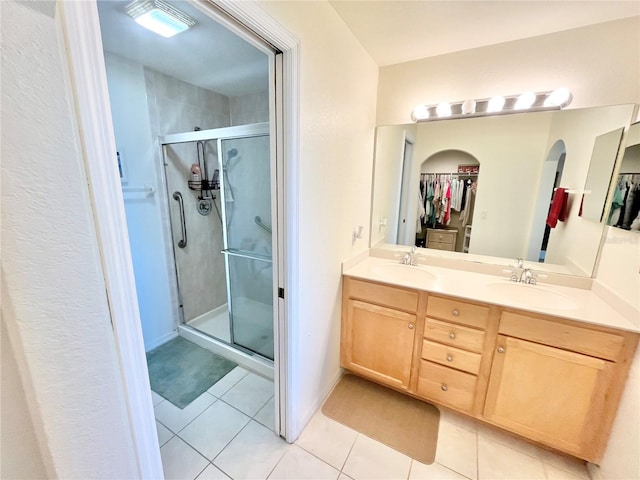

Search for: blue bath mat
xmin=146 ymin=337 xmax=237 ymax=409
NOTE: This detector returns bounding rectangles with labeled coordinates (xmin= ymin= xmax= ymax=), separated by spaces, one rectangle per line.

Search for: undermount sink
xmin=372 ymin=263 xmax=437 ymax=283
xmin=487 ymin=282 xmax=578 ymax=310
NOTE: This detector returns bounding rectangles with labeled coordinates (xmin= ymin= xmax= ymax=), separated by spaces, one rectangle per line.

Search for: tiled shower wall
xmin=144 ymin=66 xmax=269 ymax=322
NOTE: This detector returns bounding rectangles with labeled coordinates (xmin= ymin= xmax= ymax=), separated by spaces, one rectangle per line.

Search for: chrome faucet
xmin=519 ymin=268 xmax=537 ymax=284
xmin=507 ymin=258 xmax=536 ymax=284
xmin=400 ymin=246 xmax=419 ymax=266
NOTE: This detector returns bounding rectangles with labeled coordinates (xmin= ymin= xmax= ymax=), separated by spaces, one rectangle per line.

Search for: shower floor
xmin=187 ymin=297 xmax=273 ymax=360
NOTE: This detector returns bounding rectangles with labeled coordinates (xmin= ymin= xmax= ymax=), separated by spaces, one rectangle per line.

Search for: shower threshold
xmin=178 ymin=323 xmax=274 ymax=380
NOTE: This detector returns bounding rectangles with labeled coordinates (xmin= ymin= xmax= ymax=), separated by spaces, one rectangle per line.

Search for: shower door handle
xmin=172 ymin=191 xmax=187 ymax=248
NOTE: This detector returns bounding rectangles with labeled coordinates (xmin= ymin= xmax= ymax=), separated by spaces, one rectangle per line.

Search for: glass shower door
xmin=220 ymin=134 xmax=274 ymax=359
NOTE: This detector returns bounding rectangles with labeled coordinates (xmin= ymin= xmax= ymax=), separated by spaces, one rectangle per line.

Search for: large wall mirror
xmin=371 ymin=104 xmax=636 ymax=277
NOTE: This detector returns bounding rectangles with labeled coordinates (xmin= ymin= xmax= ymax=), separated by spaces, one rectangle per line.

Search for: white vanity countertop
xmin=343 ymin=256 xmax=640 ymax=333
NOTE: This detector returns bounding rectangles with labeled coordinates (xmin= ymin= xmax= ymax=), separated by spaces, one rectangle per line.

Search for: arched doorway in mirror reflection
xmin=416 ymin=150 xmax=480 ymax=253
xmin=526 ymin=140 xmax=566 ymax=262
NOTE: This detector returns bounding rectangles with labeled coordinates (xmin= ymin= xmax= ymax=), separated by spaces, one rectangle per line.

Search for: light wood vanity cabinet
xmin=483 ymin=311 xmax=635 ymax=461
xmin=341 ymin=276 xmax=639 ymax=462
xmin=341 ymin=278 xmax=419 ymax=390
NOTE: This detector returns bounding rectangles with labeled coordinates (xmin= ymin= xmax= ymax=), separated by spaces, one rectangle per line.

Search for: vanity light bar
xmin=411 ymin=88 xmax=572 ymax=122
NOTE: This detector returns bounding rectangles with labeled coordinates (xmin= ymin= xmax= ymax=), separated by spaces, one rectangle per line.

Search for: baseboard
xmin=292 ymin=367 xmax=344 ymax=442
xmin=144 ymin=330 xmax=178 ymax=352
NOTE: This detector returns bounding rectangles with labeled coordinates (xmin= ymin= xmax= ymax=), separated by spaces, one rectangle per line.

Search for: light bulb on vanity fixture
xmin=514 ymin=91 xmax=536 ymax=110
xmin=487 ymin=95 xmax=506 ymax=113
xmin=411 ymin=89 xmax=572 ymax=123
xmin=411 ymin=104 xmax=430 ymax=121
xmin=436 ymin=102 xmax=452 ymax=118
xmin=125 ymin=0 xmax=196 ymax=38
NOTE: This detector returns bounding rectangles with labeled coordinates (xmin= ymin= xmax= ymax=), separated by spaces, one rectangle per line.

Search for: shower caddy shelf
xmin=188 ymin=179 xmax=220 ymax=191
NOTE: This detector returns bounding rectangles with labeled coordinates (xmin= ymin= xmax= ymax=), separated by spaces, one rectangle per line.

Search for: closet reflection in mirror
xmin=371 ymin=104 xmax=635 ymax=276
xmin=608 ymin=121 xmax=640 ymax=232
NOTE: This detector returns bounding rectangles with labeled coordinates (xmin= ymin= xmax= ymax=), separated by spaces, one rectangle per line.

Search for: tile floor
xmin=156 ymin=368 xmax=591 ymax=480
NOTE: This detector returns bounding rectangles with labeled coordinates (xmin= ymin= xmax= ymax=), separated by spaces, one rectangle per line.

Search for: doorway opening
xmin=96 ymin=0 xmax=284 ymax=466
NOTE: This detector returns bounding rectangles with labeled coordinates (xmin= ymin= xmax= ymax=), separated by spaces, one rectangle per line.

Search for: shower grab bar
xmin=221 ymin=248 xmax=272 ymax=263
xmin=172 ymin=191 xmax=187 ymax=248
xmin=254 ymin=216 xmax=272 ymax=234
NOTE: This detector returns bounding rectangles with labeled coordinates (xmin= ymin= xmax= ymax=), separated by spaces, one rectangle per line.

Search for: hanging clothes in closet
xmin=611 ymin=174 xmax=640 ymax=230
xmin=418 ymin=173 xmax=477 ymax=230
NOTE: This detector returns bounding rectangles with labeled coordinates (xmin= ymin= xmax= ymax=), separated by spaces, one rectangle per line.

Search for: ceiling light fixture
xmin=411 ymin=89 xmax=572 ymax=123
xmin=125 ymin=0 xmax=196 ymax=38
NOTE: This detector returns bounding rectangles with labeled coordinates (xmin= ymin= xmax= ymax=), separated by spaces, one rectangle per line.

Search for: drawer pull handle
xmin=452 ymin=309 xmax=460 ymax=317
xmin=441 ymin=384 xmax=448 ymax=392
xmin=446 ymin=355 xmax=453 ymax=362
xmin=408 ymin=324 xmax=415 ymax=330
xmin=449 ymin=332 xmax=456 ymax=340
xmin=497 ymin=346 xmax=505 ymax=354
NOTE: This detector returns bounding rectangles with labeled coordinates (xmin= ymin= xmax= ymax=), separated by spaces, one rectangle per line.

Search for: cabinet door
xmin=484 ymin=336 xmax=613 ymax=457
xmin=342 ymin=299 xmax=417 ymax=389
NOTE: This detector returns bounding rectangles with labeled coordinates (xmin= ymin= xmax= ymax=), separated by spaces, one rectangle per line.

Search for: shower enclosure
xmin=160 ymin=123 xmax=274 ymax=360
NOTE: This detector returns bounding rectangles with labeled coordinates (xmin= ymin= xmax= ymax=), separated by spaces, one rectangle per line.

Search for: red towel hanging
xmin=547 ymin=188 xmax=569 ymax=228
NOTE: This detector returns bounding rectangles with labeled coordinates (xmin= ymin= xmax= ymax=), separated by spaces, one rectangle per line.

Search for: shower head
xmin=227 ymin=148 xmax=238 ymax=159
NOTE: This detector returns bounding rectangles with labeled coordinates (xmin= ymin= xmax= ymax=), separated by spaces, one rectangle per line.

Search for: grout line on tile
xmin=214 ymin=368 xmax=251 ymax=397
xmin=173 ymin=396 xmax=220 ymax=435
xmin=210 ymin=417 xmax=259 ymax=465
xmin=191 ymin=461 xmax=210 ymax=480
xmin=156 ymin=417 xmax=177 ymax=435
xmin=295 ymin=443 xmax=347 ymax=476
xmin=339 ymin=432 xmax=360 ymax=473
xmin=436 ymin=461 xmax=473 ymax=479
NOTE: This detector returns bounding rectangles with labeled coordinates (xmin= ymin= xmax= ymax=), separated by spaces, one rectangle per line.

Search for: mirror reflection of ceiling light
xmin=125 ymin=0 xmax=196 ymax=38
xmin=411 ymin=89 xmax=572 ymax=123
xmin=461 ymin=99 xmax=476 ymax=114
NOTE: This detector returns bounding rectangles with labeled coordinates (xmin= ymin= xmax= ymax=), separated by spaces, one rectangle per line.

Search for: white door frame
xmin=58 ymin=1 xmax=300 ymax=477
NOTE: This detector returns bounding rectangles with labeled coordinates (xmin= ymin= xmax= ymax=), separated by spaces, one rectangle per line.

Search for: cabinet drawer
xmin=426 ymin=296 xmax=489 ymax=329
xmin=345 ymin=277 xmax=418 ymax=313
xmin=424 ymin=318 xmax=486 ymax=353
xmin=427 ymin=230 xmax=456 ymax=244
xmin=499 ymin=312 xmax=624 ymax=361
xmin=422 ymin=339 xmax=481 ymax=374
xmin=417 ymin=360 xmax=477 ymax=412
xmin=428 ymin=241 xmax=456 ymax=251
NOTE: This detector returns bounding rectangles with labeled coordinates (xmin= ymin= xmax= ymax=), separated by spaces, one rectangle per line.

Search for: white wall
xmin=258 ymin=0 xmax=379 ymax=437
xmin=104 ymin=53 xmax=178 ymax=351
xmin=0 ymin=2 xmax=138 ymax=477
xmin=377 ymin=17 xmax=640 ymax=125
xmin=591 ymin=226 xmax=640 ymax=480
xmin=1 ymin=315 xmax=47 ymax=479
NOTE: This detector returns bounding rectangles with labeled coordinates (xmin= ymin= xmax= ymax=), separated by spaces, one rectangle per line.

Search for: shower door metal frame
xmin=159 ymin=122 xmax=273 ymax=358
xmin=215 ymin=133 xmax=273 ymax=356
